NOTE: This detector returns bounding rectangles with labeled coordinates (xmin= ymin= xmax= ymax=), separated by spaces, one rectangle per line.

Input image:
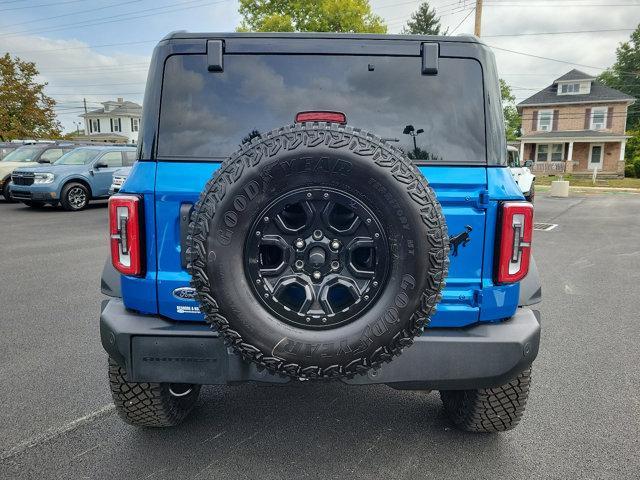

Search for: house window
xmin=536 ymin=144 xmax=563 ymax=162
xmin=90 ymin=119 xmax=100 ymax=133
xmin=551 ymin=144 xmax=563 ymax=161
xmin=537 ymin=109 xmax=553 ymax=131
xmin=111 ymin=118 xmax=121 ymax=132
xmin=131 ymin=118 xmax=139 ymax=132
xmin=536 ymin=144 xmax=548 ymax=162
xmin=591 ymin=107 xmax=607 ymax=130
xmin=560 ymin=83 xmax=581 ymax=94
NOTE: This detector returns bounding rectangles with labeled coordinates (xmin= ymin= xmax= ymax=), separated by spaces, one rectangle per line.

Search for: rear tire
xmin=60 ymin=182 xmax=89 ymax=211
xmin=440 ymin=368 xmax=531 ymax=433
xmin=525 ymin=183 xmax=535 ymax=203
xmin=108 ymin=358 xmax=200 ymax=427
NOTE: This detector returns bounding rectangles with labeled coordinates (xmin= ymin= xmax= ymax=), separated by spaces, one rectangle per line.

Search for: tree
xmin=599 ymin=24 xmax=640 ymax=133
xmin=402 ymin=1 xmax=446 ymax=35
xmin=237 ymin=0 xmax=387 ymax=33
xmin=0 ymin=53 xmax=61 ymax=141
xmin=500 ymin=79 xmax=521 ymax=142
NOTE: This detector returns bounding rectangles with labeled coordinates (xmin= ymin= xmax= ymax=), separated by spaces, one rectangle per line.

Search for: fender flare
xmin=60 ymin=176 xmax=94 ymax=198
xmin=519 ymin=256 xmax=541 ymax=306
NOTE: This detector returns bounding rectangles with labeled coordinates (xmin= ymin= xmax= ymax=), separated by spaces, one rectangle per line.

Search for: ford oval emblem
xmin=173 ymin=287 xmax=197 ymax=300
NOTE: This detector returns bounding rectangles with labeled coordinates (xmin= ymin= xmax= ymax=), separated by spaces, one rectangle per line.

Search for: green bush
xmin=625 ymin=163 xmax=636 ymax=177
xmin=634 ymin=159 xmax=640 ymax=178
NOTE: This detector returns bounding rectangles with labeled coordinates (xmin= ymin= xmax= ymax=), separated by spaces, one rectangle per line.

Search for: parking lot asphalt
xmin=1 ymin=193 xmax=639 ymax=479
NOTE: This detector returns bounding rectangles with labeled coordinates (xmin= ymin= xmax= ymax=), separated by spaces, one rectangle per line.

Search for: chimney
xmin=117 ymin=97 xmax=123 ymax=103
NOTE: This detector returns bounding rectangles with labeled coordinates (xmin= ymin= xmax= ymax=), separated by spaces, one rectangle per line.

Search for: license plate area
xmin=131 ymin=336 xmax=227 ymax=384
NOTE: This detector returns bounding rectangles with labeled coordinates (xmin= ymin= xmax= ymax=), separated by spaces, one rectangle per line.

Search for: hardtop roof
xmin=161 ymin=31 xmax=481 ymax=44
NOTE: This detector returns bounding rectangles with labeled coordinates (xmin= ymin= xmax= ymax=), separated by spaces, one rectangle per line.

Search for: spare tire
xmin=188 ymin=123 xmax=449 ymax=379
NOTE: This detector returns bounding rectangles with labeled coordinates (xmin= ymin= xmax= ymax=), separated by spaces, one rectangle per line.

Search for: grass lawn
xmin=536 ymin=175 xmax=640 ymax=189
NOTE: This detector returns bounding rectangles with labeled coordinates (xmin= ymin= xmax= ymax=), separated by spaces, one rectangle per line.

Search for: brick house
xmin=517 ymin=69 xmax=635 ymax=176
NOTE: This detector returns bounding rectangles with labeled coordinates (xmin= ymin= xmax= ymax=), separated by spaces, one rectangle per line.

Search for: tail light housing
xmin=295 ymin=111 xmax=347 ymax=124
xmin=109 ymin=195 xmax=143 ymax=276
xmin=496 ymin=202 xmax=533 ymax=284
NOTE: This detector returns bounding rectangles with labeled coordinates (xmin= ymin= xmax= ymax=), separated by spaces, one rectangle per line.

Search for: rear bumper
xmin=101 ymin=298 xmax=540 ymax=389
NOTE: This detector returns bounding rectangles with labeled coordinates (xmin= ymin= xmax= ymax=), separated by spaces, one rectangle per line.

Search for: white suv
xmin=508 ymin=146 xmax=535 ymax=203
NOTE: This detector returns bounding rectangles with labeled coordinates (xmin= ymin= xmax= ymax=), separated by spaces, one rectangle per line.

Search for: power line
xmin=0 ymin=0 xmax=83 ymax=13
xmin=488 ymin=45 xmax=608 ymax=70
xmin=45 ymin=82 xmax=147 ymax=88
xmin=46 ymin=92 xmax=145 ymax=95
xmin=7 ymin=40 xmax=157 ymax=55
xmin=451 ymin=8 xmax=475 ymax=34
xmin=0 ymin=0 xmax=230 ymax=38
xmin=0 ymin=0 xmax=143 ymax=30
xmin=484 ymin=28 xmax=635 ymax=37
xmin=485 ymin=2 xmax=640 ymax=6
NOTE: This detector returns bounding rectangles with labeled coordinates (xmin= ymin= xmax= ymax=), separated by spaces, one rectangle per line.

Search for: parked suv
xmin=0 ymin=142 xmax=19 ymax=160
xmin=108 ymin=166 xmax=132 ymax=195
xmin=508 ymin=146 xmax=535 ymax=203
xmin=101 ymin=33 xmax=541 ymax=432
xmin=10 ymin=146 xmax=136 ymax=210
xmin=0 ymin=142 xmax=75 ymax=201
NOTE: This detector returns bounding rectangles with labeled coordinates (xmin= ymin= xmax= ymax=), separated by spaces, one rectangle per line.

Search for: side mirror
xmin=38 ymin=159 xmax=51 ymax=164
xmin=94 ymin=162 xmax=108 ymax=169
xmin=524 ymin=160 xmax=533 ymax=168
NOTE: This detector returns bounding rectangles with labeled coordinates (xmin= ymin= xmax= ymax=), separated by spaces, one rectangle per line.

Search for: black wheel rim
xmin=245 ymin=187 xmax=390 ymax=329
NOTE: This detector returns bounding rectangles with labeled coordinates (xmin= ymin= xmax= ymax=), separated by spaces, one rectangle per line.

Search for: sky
xmin=0 ymin=0 xmax=638 ymax=133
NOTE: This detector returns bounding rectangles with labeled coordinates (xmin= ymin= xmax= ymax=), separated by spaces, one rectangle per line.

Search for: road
xmin=1 ymin=193 xmax=639 ymax=479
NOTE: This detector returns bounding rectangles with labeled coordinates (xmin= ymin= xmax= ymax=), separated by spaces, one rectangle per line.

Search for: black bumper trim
xmin=100 ymin=299 xmax=540 ymax=389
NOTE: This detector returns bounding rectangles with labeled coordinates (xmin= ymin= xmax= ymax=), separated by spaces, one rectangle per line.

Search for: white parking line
xmin=0 ymin=404 xmax=115 ymax=461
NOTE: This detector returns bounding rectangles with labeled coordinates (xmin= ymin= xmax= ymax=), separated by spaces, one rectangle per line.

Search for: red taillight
xmin=295 ymin=111 xmax=347 ymax=124
xmin=109 ymin=195 xmax=142 ymax=276
xmin=496 ymin=202 xmax=533 ymax=284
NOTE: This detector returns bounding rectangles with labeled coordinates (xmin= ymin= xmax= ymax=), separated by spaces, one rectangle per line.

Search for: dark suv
xmin=101 ymin=33 xmax=541 ymax=432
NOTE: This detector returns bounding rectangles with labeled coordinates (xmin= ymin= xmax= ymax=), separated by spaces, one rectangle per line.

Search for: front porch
xmin=519 ymin=136 xmax=627 ymax=177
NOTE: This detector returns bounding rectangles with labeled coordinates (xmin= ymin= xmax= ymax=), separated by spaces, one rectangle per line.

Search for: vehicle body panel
xmin=118 ymin=34 xmax=526 ymax=329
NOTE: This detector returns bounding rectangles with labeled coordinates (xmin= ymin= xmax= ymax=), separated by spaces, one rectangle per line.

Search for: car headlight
xmin=34 ymin=173 xmax=55 ymax=184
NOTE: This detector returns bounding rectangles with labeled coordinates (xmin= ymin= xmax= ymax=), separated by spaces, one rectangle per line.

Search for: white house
xmin=80 ymin=98 xmax=142 ymax=144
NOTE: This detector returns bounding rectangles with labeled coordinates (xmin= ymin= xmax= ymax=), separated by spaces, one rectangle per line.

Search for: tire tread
xmin=188 ymin=123 xmax=450 ymax=379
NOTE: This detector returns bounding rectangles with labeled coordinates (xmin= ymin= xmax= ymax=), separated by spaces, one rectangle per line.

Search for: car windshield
xmin=1 ymin=146 xmax=43 ymax=162
xmin=54 ymin=149 xmax=100 ymax=165
xmin=508 ymin=150 xmax=521 ymax=167
xmin=158 ymin=54 xmax=486 ymax=163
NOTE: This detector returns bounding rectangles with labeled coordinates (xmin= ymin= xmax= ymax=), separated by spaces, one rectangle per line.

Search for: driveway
xmin=1 ymin=194 xmax=638 ymax=479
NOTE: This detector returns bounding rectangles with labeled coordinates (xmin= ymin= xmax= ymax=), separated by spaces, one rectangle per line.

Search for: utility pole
xmin=83 ymin=98 xmax=91 ymax=138
xmin=474 ymin=0 xmax=483 ymax=37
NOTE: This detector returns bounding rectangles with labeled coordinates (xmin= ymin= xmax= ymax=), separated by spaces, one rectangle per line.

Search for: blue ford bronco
xmin=100 ymin=32 xmax=541 ymax=432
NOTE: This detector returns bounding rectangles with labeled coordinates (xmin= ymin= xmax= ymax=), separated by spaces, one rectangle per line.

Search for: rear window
xmin=158 ymin=54 xmax=486 ymax=163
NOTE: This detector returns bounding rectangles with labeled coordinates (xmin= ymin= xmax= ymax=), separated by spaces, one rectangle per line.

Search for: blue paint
xmin=119 ymin=162 xmax=158 ymax=314
xmin=119 ymin=162 xmax=526 ymax=327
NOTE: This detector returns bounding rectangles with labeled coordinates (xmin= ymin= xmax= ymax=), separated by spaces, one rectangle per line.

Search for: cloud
xmin=0 ymin=34 xmax=150 ymax=133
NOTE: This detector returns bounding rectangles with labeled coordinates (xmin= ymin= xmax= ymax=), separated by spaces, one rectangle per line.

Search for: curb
xmin=537 ymin=185 xmax=640 ymax=194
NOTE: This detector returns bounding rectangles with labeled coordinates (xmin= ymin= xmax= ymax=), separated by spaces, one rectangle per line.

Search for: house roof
xmin=517 ymin=80 xmax=635 ymax=108
xmin=553 ymin=69 xmax=595 ymax=83
xmin=81 ymin=101 xmax=142 ymax=117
